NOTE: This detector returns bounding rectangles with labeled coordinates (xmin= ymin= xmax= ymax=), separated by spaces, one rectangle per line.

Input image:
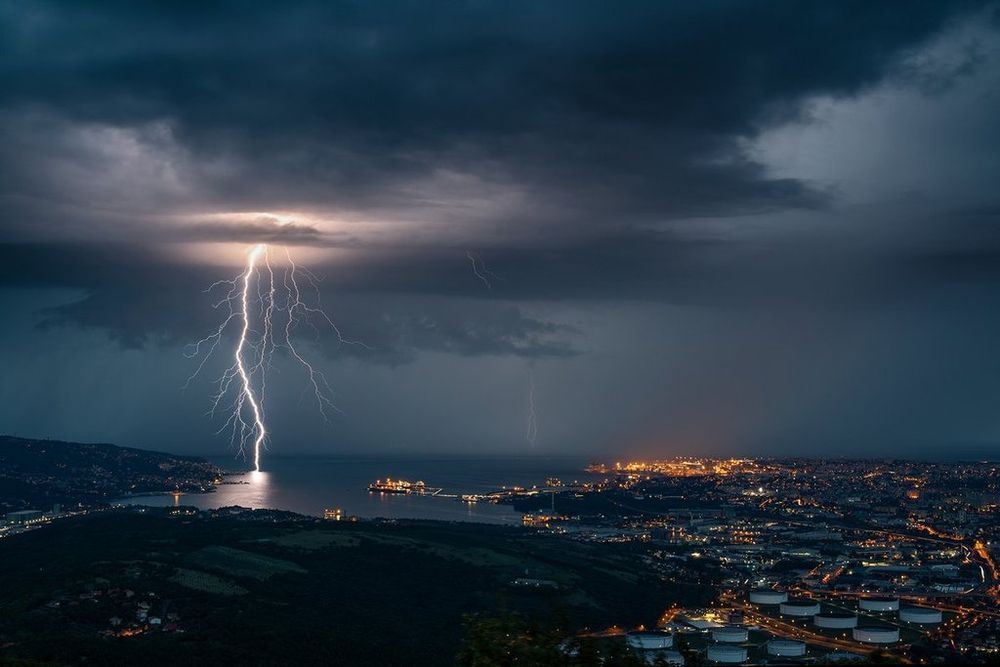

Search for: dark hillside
xmin=0 ymin=436 xmax=222 ymax=510
xmin=0 ymin=509 xmax=691 ymax=665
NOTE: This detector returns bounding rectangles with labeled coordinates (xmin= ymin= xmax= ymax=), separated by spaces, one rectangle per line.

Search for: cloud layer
xmin=2 ymin=1 xmax=1000 ymax=456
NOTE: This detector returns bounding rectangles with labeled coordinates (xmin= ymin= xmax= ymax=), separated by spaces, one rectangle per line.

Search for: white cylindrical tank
xmin=711 ymin=626 xmax=748 ymax=643
xmin=899 ymin=607 xmax=943 ymax=624
xmin=814 ymin=613 xmax=858 ymax=629
xmin=853 ymin=627 xmax=899 ymax=644
xmin=780 ymin=600 xmax=821 ymax=617
xmin=707 ymin=644 xmax=747 ymax=663
xmin=767 ymin=640 xmax=806 ymax=657
xmin=626 ymin=631 xmax=674 ymax=649
xmin=748 ymin=589 xmax=787 ymax=605
xmin=858 ymin=597 xmax=900 ymax=612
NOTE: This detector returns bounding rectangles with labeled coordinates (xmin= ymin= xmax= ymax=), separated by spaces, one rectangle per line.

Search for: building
xmin=5 ymin=510 xmax=44 ymax=524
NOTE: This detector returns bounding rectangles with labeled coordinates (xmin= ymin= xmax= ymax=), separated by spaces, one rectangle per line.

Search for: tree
xmin=456 ymin=611 xmax=568 ymax=667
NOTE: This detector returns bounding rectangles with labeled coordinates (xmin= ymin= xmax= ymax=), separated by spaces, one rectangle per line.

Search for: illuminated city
xmin=4 ymin=451 xmax=1000 ymax=663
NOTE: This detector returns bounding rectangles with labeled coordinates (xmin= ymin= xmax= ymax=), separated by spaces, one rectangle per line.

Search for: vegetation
xmin=0 ymin=436 xmax=222 ymax=511
xmin=457 ymin=611 xmax=568 ymax=667
xmin=0 ymin=509 xmax=679 ymax=665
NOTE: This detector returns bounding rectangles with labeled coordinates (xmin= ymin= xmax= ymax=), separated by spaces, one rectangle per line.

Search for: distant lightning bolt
xmin=184 ymin=243 xmax=366 ymax=471
xmin=526 ymin=368 xmax=538 ymax=447
xmin=463 ymin=250 xmax=532 ymax=446
xmin=466 ymin=250 xmax=501 ymax=289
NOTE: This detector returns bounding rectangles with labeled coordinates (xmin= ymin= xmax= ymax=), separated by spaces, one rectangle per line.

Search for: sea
xmin=113 ymin=455 xmax=603 ymax=525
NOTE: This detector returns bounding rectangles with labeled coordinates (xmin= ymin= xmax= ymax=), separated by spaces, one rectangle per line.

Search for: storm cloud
xmin=1 ymin=1 xmax=991 ymax=243
xmin=2 ymin=1 xmax=1000 ymax=457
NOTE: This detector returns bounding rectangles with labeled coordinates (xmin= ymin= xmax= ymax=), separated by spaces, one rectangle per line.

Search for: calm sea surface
xmin=114 ymin=455 xmax=602 ymax=525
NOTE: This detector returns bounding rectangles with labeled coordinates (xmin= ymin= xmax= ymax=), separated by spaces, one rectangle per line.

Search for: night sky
xmin=2 ymin=1 xmax=1000 ymax=460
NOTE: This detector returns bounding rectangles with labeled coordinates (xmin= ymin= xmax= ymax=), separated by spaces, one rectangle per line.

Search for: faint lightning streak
xmin=526 ymin=368 xmax=538 ymax=447
xmin=285 ymin=248 xmax=370 ymax=350
xmin=283 ymin=250 xmax=342 ymax=419
xmin=466 ymin=251 xmax=501 ymax=289
xmin=181 ymin=278 xmax=241 ymax=389
xmin=467 ymin=251 xmax=491 ymax=288
xmin=464 ymin=250 xmax=529 ymax=445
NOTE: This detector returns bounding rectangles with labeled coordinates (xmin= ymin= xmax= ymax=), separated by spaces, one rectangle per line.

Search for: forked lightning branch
xmin=184 ymin=244 xmax=365 ymax=471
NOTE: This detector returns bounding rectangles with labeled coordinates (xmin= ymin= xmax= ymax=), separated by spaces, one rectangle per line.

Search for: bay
xmin=114 ymin=455 xmax=601 ymax=525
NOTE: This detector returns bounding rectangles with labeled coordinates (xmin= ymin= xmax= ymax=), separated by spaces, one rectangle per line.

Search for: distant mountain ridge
xmin=0 ymin=436 xmax=223 ymax=512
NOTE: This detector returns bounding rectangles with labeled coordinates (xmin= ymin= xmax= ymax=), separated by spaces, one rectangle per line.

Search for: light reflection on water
xmin=114 ymin=455 xmax=598 ymax=525
xmin=241 ymin=469 xmax=272 ymax=507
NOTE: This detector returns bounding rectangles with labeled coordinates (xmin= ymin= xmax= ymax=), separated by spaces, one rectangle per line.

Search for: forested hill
xmin=0 ymin=436 xmax=222 ymax=511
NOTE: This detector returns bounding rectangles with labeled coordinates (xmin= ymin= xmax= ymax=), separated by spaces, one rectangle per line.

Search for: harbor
xmin=112 ymin=456 xmax=603 ymax=525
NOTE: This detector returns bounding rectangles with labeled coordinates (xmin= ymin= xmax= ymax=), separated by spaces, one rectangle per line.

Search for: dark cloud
xmin=0 ymin=208 xmax=985 ymax=355
xmin=0 ymin=242 xmax=580 ymax=361
xmin=2 ymin=2 xmax=1000 ymax=456
xmin=1 ymin=0 xmax=990 ymax=242
xmin=40 ymin=287 xmax=581 ymax=364
xmin=1 ymin=1 xmax=993 ymax=308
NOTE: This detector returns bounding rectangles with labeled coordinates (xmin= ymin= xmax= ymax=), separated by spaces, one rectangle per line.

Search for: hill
xmin=0 ymin=508 xmax=699 ymax=665
xmin=0 ymin=436 xmax=223 ymax=511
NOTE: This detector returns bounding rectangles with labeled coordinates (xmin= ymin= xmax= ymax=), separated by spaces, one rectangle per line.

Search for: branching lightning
xmin=184 ymin=243 xmax=366 ymax=471
xmin=235 ymin=244 xmax=267 ymax=471
xmin=466 ymin=250 xmax=501 ymax=289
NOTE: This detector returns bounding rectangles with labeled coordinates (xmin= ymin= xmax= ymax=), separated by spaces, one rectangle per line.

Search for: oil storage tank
xmin=899 ymin=607 xmax=942 ymax=624
xmin=767 ymin=640 xmax=806 ymax=657
xmin=858 ymin=597 xmax=900 ymax=612
xmin=707 ymin=644 xmax=747 ymax=663
xmin=711 ymin=626 xmax=748 ymax=643
xmin=748 ymin=589 xmax=787 ymax=605
xmin=626 ymin=631 xmax=674 ymax=649
xmin=814 ymin=612 xmax=858 ymax=629
xmin=853 ymin=627 xmax=899 ymax=644
xmin=779 ymin=599 xmax=821 ymax=617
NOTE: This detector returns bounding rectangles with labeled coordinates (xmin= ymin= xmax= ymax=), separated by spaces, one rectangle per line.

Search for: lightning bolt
xmin=236 ymin=244 xmax=268 ymax=471
xmin=184 ymin=243 xmax=366 ymax=471
xmin=466 ymin=250 xmax=501 ymax=289
xmin=463 ymin=250 xmax=534 ymax=446
xmin=526 ymin=368 xmax=538 ymax=447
